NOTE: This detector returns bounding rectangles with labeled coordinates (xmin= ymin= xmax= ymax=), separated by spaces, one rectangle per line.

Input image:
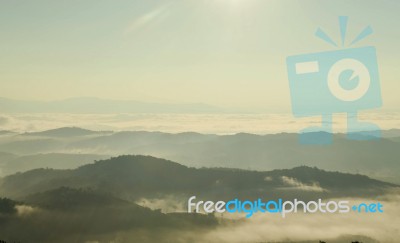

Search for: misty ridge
xmin=0 ymin=127 xmax=400 ymax=183
xmin=1 ymin=155 xmax=395 ymax=200
xmin=0 ymin=155 xmax=398 ymax=243
xmin=0 ymin=127 xmax=399 ymax=242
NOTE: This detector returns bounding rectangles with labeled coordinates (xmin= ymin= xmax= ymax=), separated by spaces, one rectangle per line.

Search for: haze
xmin=0 ymin=0 xmax=399 ymax=112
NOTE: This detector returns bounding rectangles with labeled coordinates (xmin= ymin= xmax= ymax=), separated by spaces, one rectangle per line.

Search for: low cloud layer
xmin=199 ymin=194 xmax=400 ymax=243
xmin=1 ymin=112 xmax=399 ymax=134
xmin=121 ymin=192 xmax=400 ymax=242
xmin=281 ymin=176 xmax=326 ymax=192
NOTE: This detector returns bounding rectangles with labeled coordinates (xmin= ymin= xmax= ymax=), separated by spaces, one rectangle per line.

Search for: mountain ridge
xmin=0 ymin=155 xmax=396 ymax=201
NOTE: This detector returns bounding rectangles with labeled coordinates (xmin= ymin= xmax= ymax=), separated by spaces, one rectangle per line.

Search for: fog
xmin=126 ymin=191 xmax=400 ymax=243
xmin=280 ymin=176 xmax=326 ymax=192
xmin=1 ymin=112 xmax=399 ymax=134
xmin=200 ymin=195 xmax=400 ymax=243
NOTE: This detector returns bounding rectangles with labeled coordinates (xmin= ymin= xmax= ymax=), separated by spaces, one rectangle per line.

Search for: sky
xmin=0 ymin=0 xmax=399 ymax=112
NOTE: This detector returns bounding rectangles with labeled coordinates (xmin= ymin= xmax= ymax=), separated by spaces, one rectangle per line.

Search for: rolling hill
xmin=0 ymin=187 xmax=218 ymax=243
xmin=1 ymin=128 xmax=400 ymax=183
xmin=0 ymin=155 xmax=395 ymax=201
xmin=0 ymin=153 xmax=109 ymax=176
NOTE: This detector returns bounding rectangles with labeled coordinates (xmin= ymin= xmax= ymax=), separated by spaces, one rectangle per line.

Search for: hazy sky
xmin=0 ymin=0 xmax=399 ymax=112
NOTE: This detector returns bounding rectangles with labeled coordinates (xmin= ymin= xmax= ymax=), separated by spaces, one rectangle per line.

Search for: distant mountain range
xmin=0 ymin=97 xmax=223 ymax=113
xmin=1 ymin=127 xmax=399 ymax=183
xmin=23 ymin=127 xmax=112 ymax=137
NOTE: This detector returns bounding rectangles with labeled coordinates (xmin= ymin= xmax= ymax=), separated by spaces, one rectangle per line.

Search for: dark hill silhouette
xmin=0 ymin=197 xmax=19 ymax=215
xmin=63 ymin=130 xmax=400 ymax=183
xmin=0 ymin=153 xmax=109 ymax=175
xmin=266 ymin=234 xmax=378 ymax=242
xmin=24 ymin=186 xmax=130 ymax=210
xmin=0 ymin=155 xmax=396 ymax=201
xmin=0 ymin=130 xmax=16 ymax=136
xmin=2 ymin=128 xmax=400 ymax=183
xmin=0 ymin=186 xmax=218 ymax=243
xmin=23 ymin=127 xmax=107 ymax=137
